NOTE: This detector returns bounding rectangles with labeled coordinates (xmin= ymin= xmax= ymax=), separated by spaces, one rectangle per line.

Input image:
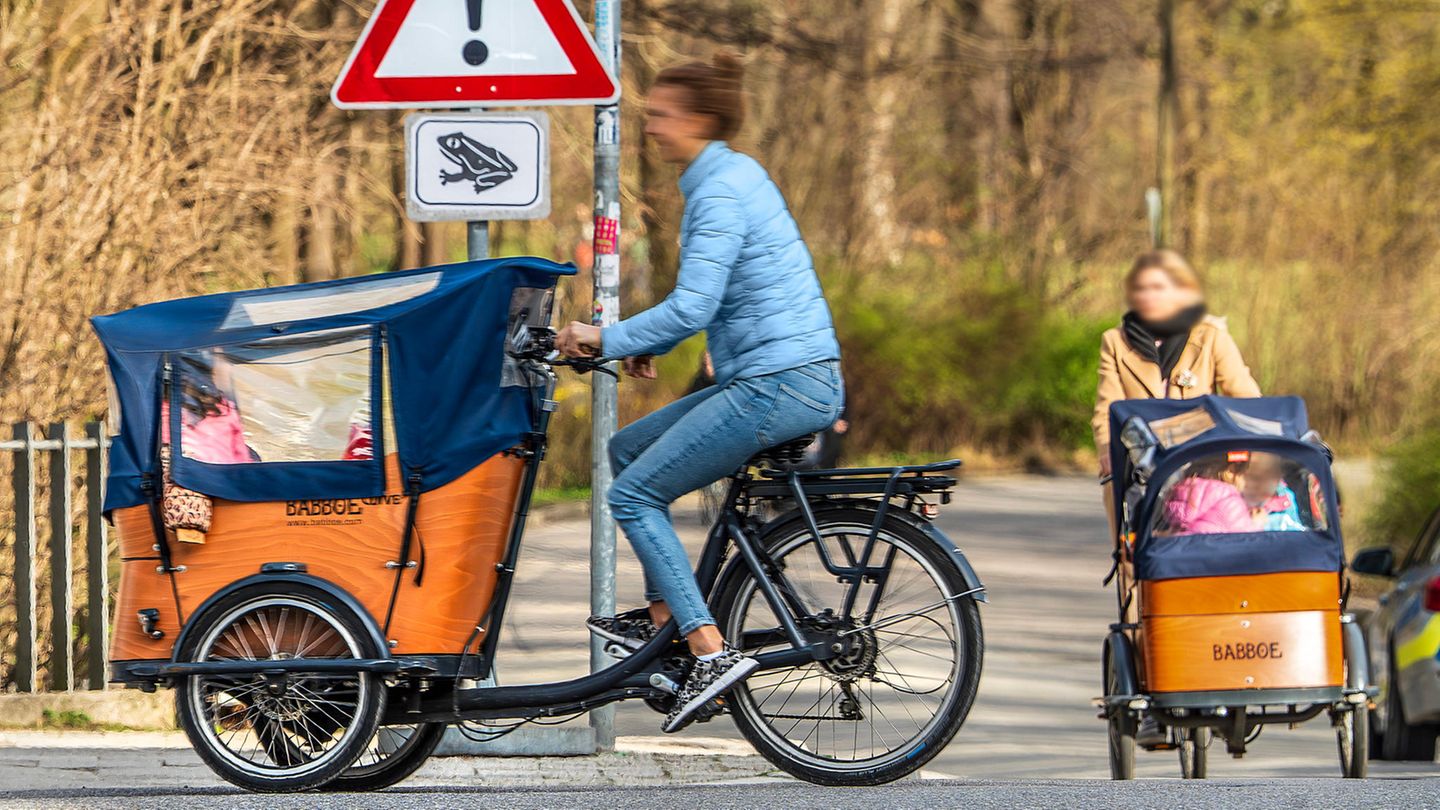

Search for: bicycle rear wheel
xmin=713 ymin=507 xmax=983 ymax=786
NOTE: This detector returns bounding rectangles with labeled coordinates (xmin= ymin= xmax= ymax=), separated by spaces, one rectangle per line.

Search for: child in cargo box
xmin=161 ymin=377 xmax=253 ymax=465
xmin=1160 ymin=456 xmax=1255 ymax=535
xmin=1242 ymin=452 xmax=1307 ymax=531
xmin=158 ymin=353 xmax=255 ymax=543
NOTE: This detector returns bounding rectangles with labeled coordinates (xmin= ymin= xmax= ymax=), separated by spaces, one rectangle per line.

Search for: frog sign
xmin=438 ymin=132 xmax=518 ymax=194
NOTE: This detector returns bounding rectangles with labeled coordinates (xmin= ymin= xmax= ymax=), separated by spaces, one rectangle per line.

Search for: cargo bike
xmin=1098 ymin=395 xmax=1374 ymax=779
xmin=93 ymin=258 xmax=987 ymax=792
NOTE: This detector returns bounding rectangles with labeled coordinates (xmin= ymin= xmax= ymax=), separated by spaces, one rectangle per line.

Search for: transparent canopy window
xmin=501 ymin=286 xmax=556 ymax=388
xmin=173 ymin=327 xmax=373 ymax=464
xmin=1151 ymin=450 xmax=1329 ymax=537
xmin=219 ymin=272 xmax=440 ymax=329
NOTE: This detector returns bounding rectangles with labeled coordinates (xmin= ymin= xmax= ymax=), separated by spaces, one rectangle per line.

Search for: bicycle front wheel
xmin=713 ymin=507 xmax=983 ymax=785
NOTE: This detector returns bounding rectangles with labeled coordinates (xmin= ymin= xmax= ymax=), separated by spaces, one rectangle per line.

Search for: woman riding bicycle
xmin=555 ymin=52 xmax=844 ymax=733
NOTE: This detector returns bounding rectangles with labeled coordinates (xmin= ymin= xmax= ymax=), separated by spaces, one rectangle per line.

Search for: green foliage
xmin=826 ymin=254 xmax=1108 ymax=457
xmin=531 ymin=485 xmax=592 ymax=507
xmin=40 ymin=709 xmax=93 ymax=729
xmin=1366 ymin=417 xmax=1440 ymax=553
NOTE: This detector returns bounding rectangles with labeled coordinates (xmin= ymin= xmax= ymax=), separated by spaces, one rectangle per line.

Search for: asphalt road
xmin=6 ymin=778 xmax=1440 ymax=810
xmin=5 ymin=472 xmax=1440 ymax=808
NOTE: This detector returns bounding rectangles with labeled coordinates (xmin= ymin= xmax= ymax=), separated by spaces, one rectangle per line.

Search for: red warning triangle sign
xmin=332 ymin=0 xmax=618 ymax=109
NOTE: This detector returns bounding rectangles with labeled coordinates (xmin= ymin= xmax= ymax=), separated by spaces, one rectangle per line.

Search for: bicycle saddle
xmin=748 ymin=433 xmax=815 ymax=471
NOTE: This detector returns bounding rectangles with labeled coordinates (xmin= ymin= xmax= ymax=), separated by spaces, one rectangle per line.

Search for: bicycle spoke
xmin=724 ymin=517 xmax=975 ymax=771
xmin=186 ymin=599 xmax=369 ymax=778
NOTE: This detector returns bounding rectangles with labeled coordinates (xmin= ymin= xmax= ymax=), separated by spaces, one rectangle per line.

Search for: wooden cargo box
xmin=111 ymin=453 xmax=524 ymax=663
xmin=1140 ymin=571 xmax=1343 ymax=693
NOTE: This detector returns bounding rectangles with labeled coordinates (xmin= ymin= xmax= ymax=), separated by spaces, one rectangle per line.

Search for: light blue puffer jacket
xmin=602 ymin=141 xmax=840 ymax=385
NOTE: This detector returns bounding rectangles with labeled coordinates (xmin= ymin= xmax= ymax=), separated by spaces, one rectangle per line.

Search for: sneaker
xmin=662 ymin=645 xmax=759 ymax=734
xmin=586 ymin=607 xmax=659 ymax=655
xmin=1136 ymin=712 xmax=1167 ymax=749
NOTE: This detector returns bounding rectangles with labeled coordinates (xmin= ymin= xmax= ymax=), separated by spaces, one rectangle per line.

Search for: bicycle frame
xmin=380 ymin=359 xmax=975 ymax=726
xmin=389 ymin=475 xmax=841 ymax=725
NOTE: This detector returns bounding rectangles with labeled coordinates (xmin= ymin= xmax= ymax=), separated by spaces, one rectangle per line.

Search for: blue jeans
xmin=607 ymin=360 xmax=844 ymax=636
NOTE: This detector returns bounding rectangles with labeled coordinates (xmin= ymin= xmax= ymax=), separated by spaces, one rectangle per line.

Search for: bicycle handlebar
xmin=508 ymin=326 xmax=618 ymax=378
xmin=549 ymin=354 xmax=618 ymax=378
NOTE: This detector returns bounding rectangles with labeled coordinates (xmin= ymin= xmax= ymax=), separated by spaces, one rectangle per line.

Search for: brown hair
xmin=1125 ymin=249 xmax=1203 ymax=304
xmin=1188 ymin=456 xmax=1249 ymax=482
xmin=653 ymin=52 xmax=745 ymax=140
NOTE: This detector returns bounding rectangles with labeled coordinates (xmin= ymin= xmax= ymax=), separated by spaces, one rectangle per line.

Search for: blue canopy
xmin=92 ymin=257 xmax=574 ymax=511
xmin=1106 ymin=396 xmax=1344 ymax=580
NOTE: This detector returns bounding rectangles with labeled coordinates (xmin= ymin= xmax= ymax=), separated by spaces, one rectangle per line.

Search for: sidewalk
xmin=0 ymin=731 xmax=785 ymax=791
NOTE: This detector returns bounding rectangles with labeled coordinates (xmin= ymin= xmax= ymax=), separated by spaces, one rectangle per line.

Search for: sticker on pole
xmin=405 ymin=111 xmax=550 ymax=221
xmin=332 ymin=0 xmax=618 ymax=108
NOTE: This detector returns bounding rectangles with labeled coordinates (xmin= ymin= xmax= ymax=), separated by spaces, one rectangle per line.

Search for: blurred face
xmin=644 ymin=85 xmax=715 ymax=165
xmin=1243 ymin=461 xmax=1284 ymax=507
xmin=1128 ymin=267 xmax=1195 ymax=323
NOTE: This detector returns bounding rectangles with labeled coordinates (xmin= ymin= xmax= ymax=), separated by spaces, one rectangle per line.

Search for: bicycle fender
xmin=912 ymin=520 xmax=988 ymax=603
xmin=171 ymin=570 xmax=390 ymax=661
xmin=1105 ymin=630 xmax=1139 ymax=696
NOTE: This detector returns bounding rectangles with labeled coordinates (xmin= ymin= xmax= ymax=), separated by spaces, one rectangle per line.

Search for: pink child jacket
xmin=1162 ymin=477 xmax=1255 ymax=535
xmin=160 ymin=400 xmax=252 ymax=465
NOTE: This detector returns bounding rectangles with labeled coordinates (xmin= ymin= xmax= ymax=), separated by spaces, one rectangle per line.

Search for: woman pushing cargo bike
xmin=92 ymin=53 xmax=985 ymax=793
xmin=1097 ymin=395 xmax=1373 ymax=779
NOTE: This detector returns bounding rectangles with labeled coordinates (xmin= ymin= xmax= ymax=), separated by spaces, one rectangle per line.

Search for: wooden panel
xmin=110 ymin=453 xmax=524 ymax=662
xmin=115 ymin=506 xmax=161 ymax=560
xmin=1141 ymin=572 xmax=1342 ymax=618
xmin=111 ymin=560 xmax=179 ymax=661
xmin=1143 ymin=610 xmax=1343 ymax=693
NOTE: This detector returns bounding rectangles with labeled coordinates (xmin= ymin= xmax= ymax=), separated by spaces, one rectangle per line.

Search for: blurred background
xmin=5 ymin=0 xmax=1440 ymax=678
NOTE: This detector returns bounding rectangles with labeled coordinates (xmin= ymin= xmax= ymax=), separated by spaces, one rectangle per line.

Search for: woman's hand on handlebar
xmin=622 ymin=356 xmax=657 ymax=380
xmin=555 ymin=321 xmax=602 ymax=358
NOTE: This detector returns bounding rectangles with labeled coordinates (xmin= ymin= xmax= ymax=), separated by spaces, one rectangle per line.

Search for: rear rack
xmin=747 ymin=459 xmax=961 ymax=500
xmin=760 ymin=458 xmax=962 ymax=479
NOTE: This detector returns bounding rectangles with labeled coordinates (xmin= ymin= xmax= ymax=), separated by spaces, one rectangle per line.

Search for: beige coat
xmin=1092 ymin=315 xmax=1261 ymax=453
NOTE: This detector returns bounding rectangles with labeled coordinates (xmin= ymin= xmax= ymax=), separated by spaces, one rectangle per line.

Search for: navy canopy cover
xmin=92 ymin=258 xmax=574 ymax=511
xmin=1106 ymin=396 xmax=1344 ymax=580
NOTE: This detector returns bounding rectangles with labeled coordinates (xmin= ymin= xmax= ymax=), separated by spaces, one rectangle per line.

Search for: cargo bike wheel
xmin=175 ymin=583 xmax=385 ymax=792
xmin=321 ymin=722 xmax=446 ymax=792
xmin=1178 ymin=726 xmax=1209 ymax=779
xmin=714 ymin=508 xmax=984 ymax=786
xmin=1334 ymin=703 xmax=1369 ymax=778
xmin=1100 ymin=651 xmax=1134 ymax=778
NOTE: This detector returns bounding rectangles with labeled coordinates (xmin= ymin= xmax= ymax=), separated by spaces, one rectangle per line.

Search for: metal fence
xmin=1 ymin=421 xmax=109 ymax=692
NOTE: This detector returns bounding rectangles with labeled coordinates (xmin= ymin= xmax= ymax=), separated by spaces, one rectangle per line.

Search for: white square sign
xmin=405 ymin=111 xmax=550 ymax=221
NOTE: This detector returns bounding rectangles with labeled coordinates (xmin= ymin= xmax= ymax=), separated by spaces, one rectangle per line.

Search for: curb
xmin=0 ymin=691 xmax=176 ymax=731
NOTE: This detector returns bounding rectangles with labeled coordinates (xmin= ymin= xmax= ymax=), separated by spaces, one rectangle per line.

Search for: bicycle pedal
xmin=694 ymin=697 xmax=727 ymax=723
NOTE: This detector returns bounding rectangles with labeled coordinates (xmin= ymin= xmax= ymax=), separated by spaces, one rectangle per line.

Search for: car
xmin=1352 ymin=507 xmax=1440 ymax=761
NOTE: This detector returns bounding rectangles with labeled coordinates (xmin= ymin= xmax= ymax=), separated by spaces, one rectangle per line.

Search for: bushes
xmin=1366 ymin=417 xmax=1440 ymax=553
xmin=825 ymin=256 xmax=1109 ymax=461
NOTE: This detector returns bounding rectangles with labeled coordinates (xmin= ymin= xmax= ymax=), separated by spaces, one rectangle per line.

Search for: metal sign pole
xmin=588 ymin=0 xmax=621 ymax=752
xmin=468 ymin=220 xmax=489 ymax=260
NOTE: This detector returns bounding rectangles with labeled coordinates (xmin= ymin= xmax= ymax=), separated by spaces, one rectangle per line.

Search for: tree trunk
xmin=853 ymin=0 xmax=906 ymax=262
xmin=631 ymin=0 xmax=675 ymax=302
xmin=389 ymin=111 xmax=424 ymax=270
xmin=422 ymin=222 xmax=449 ymax=266
xmin=304 ymin=162 xmax=338 ymax=282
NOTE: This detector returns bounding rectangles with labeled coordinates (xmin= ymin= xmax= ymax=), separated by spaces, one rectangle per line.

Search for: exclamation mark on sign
xmin=462 ymin=0 xmax=488 ymax=66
